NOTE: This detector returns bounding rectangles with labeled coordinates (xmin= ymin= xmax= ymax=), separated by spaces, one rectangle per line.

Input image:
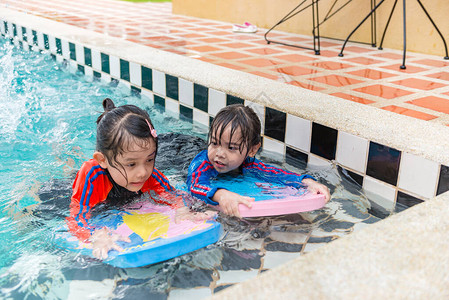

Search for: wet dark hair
xmin=208 ymin=104 xmax=261 ymax=156
xmin=96 ymin=98 xmax=158 ymax=178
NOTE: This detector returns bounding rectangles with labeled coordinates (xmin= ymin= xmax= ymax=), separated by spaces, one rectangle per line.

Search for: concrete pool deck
xmin=212 ymin=191 xmax=449 ymax=299
xmin=2 ymin=4 xmax=449 ymax=299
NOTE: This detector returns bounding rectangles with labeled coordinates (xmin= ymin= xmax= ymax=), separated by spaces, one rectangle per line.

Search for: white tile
xmin=263 ymin=251 xmax=301 ymax=269
xmin=22 ymin=41 xmax=29 ymax=51
xmin=262 ymin=137 xmax=285 ymax=155
xmin=37 ymin=32 xmax=44 ymax=49
xmin=75 ymin=44 xmax=85 ymax=65
xmin=141 ymin=90 xmax=154 ymax=105
xmin=398 ymin=152 xmax=439 ymax=199
xmin=26 ymin=28 xmax=33 ymax=44
xmin=69 ymin=60 xmax=78 ymax=73
xmin=165 ymin=97 xmax=179 ymax=114
xmin=308 ymin=154 xmax=332 ymax=167
xmin=101 ymin=73 xmax=111 ymax=83
xmin=363 ymin=176 xmax=396 ymax=205
xmin=16 ymin=25 xmax=22 ymax=40
xmin=0 ymin=21 xmax=5 ymax=35
xmin=48 ymin=35 xmax=57 ymax=54
xmin=336 ymin=131 xmax=369 ymax=173
xmin=56 ymin=56 xmax=64 ymax=63
xmin=217 ymin=270 xmax=259 ymax=285
xmin=117 ymin=80 xmax=130 ymax=90
xmin=68 ymin=280 xmax=115 ymax=300
xmin=91 ymin=49 xmax=101 ymax=70
xmin=245 ymin=100 xmax=265 ymax=135
xmin=193 ymin=109 xmax=209 ymax=127
xmin=6 ymin=22 xmax=13 ymax=37
xmin=208 ymin=88 xmax=226 ymax=116
xmin=168 ymin=288 xmax=211 ymax=300
xmin=84 ymin=66 xmax=94 ymax=79
xmin=285 ymin=114 xmax=311 ymax=153
xmin=129 ymin=62 xmax=141 ymax=86
xmin=61 ymin=40 xmax=70 ymax=59
xmin=152 ymin=69 xmax=166 ymax=97
xmin=179 ymin=78 xmax=194 ymax=106
xmin=109 ymin=55 xmax=120 ymax=79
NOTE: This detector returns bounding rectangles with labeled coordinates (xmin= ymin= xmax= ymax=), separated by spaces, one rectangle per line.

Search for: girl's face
xmin=208 ymin=125 xmax=259 ymax=173
xmin=96 ymin=139 xmax=157 ymax=192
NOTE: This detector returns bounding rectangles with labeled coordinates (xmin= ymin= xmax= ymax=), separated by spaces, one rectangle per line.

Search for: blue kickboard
xmin=56 ymin=202 xmax=222 ymax=268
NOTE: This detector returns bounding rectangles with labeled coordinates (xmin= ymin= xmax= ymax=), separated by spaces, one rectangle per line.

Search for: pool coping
xmin=2 ymin=8 xmax=449 ymax=298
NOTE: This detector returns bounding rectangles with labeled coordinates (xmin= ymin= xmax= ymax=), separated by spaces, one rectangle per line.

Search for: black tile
xmin=194 ymin=83 xmax=208 ymax=112
xmin=310 ymin=123 xmax=338 ymax=160
xmin=93 ymin=71 xmax=101 ymax=81
xmin=43 ymin=34 xmax=49 ymax=50
xmin=180 ymin=104 xmax=193 ymax=121
xmin=50 ymin=54 xmax=56 ymax=60
xmin=141 ymin=66 xmax=152 ymax=91
xmin=120 ymin=59 xmax=130 ymax=81
xmin=437 ymin=164 xmax=449 ymax=195
xmin=395 ymin=191 xmax=424 ymax=212
xmin=209 ymin=116 xmax=214 ymax=127
xmin=109 ymin=79 xmax=119 ymax=87
xmin=264 ymin=107 xmax=286 ymax=142
xmin=131 ymin=86 xmax=141 ymax=97
xmin=77 ymin=64 xmax=85 ymax=74
xmin=226 ymin=94 xmax=244 ymax=106
xmin=286 ymin=146 xmax=308 ymax=169
xmin=101 ymin=53 xmax=110 ymax=74
xmin=366 ymin=142 xmax=401 ymax=186
xmin=84 ymin=47 xmax=92 ymax=67
xmin=69 ymin=42 xmax=76 ymax=61
xmin=55 ymin=38 xmax=62 ymax=55
xmin=165 ymin=74 xmax=178 ymax=100
xmin=337 ymin=166 xmax=364 ymax=186
xmin=12 ymin=24 xmax=17 ymax=37
xmin=3 ymin=21 xmax=7 ymax=35
xmin=22 ymin=27 xmax=27 ymax=42
xmin=32 ymin=30 xmax=38 ymax=46
xmin=154 ymin=95 xmax=165 ymax=109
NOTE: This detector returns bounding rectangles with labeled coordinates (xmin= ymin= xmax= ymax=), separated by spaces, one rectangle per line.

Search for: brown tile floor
xmin=5 ymin=0 xmax=449 ymax=124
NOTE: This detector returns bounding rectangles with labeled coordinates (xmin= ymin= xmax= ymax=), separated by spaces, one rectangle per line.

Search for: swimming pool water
xmin=0 ymin=38 xmax=389 ymax=299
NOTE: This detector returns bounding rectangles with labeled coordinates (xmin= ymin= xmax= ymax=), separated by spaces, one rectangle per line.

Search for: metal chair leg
xmin=378 ymin=0 xmax=398 ymax=50
xmin=338 ymin=0 xmax=387 ymax=57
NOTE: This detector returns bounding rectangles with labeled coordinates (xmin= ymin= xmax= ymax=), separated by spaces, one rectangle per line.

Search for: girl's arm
xmin=66 ymin=160 xmax=111 ymax=242
xmin=186 ymin=150 xmax=224 ymax=205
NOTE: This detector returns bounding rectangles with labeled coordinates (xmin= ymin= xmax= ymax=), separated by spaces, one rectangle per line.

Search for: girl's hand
xmin=214 ymin=189 xmax=254 ymax=218
xmin=302 ymin=178 xmax=331 ymax=203
xmin=90 ymin=228 xmax=131 ymax=260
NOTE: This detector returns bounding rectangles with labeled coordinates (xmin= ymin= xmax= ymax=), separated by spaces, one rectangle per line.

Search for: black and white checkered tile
xmin=2 ymin=19 xmax=449 ymax=207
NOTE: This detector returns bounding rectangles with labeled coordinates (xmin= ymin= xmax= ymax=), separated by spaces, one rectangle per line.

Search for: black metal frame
xmin=263 ymin=0 xmax=376 ymax=55
xmin=338 ymin=0 xmax=449 ymax=69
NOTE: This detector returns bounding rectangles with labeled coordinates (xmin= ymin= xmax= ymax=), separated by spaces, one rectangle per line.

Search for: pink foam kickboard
xmin=238 ymin=193 xmax=326 ymax=217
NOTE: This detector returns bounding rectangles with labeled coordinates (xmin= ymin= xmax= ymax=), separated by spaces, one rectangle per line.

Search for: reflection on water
xmin=0 ymin=39 xmax=394 ymax=299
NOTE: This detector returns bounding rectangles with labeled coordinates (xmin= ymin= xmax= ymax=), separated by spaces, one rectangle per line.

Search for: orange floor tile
xmin=4 ymin=0 xmax=449 ymax=125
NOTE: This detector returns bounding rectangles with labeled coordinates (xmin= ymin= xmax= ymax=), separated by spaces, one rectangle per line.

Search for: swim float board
xmin=212 ymin=174 xmax=326 ymax=217
xmin=56 ymin=202 xmax=221 ymax=268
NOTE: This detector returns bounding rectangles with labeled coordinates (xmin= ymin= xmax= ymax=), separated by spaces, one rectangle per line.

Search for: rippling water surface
xmin=0 ymin=39 xmax=390 ymax=299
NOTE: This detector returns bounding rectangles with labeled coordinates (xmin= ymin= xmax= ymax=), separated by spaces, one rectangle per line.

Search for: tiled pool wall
xmin=2 ymin=18 xmax=449 ymax=211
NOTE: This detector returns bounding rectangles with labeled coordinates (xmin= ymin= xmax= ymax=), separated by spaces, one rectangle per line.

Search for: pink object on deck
xmin=238 ymin=193 xmax=326 ymax=217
